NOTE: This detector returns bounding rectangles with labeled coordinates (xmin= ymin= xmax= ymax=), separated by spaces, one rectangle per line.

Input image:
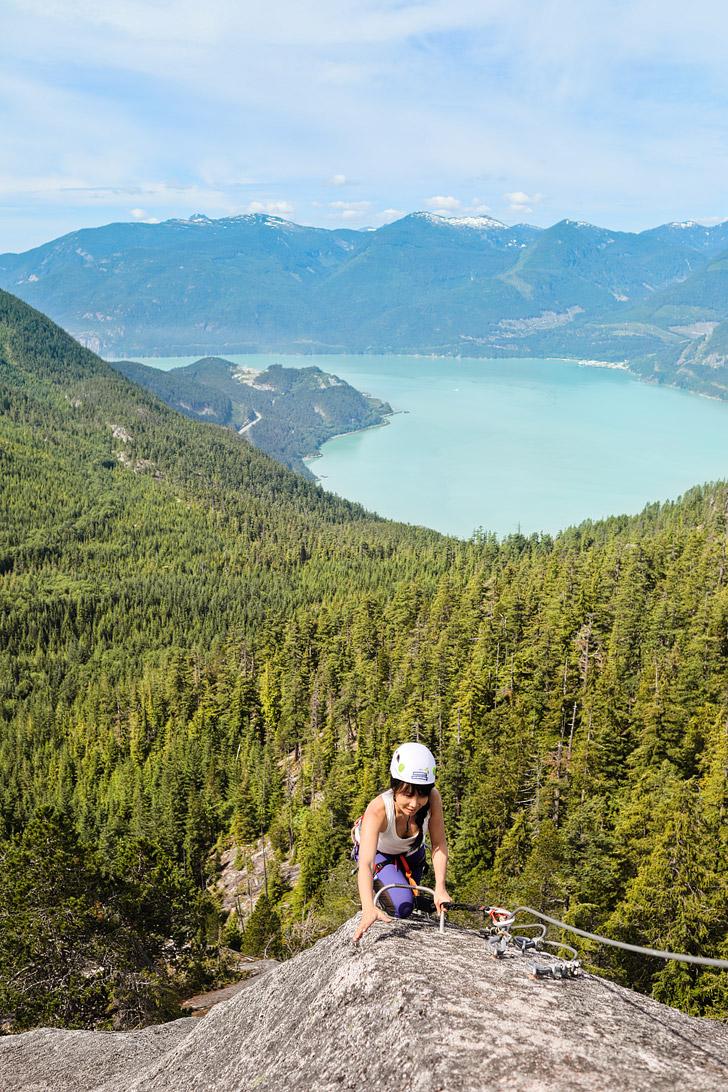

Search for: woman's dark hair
xmin=390 ymin=777 xmax=433 ymax=849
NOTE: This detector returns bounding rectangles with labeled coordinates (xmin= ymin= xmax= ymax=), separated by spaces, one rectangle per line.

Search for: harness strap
xmin=371 ymin=851 xmax=422 ymax=883
xmin=398 ymin=853 xmax=421 ymax=894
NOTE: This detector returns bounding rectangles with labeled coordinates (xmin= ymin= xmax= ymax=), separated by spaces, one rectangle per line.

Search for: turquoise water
xmin=118 ymin=352 xmax=728 ymax=539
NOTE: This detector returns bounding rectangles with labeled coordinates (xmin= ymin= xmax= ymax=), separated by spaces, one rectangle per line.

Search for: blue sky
xmin=2 ymin=0 xmax=728 ymax=252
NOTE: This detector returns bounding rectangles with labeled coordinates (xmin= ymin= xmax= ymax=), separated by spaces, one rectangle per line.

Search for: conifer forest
xmin=1 ymin=289 xmax=727 ymax=1030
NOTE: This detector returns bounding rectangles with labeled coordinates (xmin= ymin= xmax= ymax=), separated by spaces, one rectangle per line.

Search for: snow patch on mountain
xmin=413 ymin=211 xmax=507 ymax=231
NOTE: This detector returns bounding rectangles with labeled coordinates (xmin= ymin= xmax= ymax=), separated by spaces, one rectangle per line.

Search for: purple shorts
xmin=355 ymin=844 xmax=426 ymax=918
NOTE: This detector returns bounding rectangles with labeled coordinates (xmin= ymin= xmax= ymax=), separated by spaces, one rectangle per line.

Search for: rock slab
xmin=0 ymin=1019 xmax=197 ymax=1092
xmin=2 ymin=917 xmax=728 ymax=1092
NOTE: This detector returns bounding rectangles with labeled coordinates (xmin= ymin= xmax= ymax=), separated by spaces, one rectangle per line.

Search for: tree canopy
xmin=1 ymin=288 xmax=727 ymax=1027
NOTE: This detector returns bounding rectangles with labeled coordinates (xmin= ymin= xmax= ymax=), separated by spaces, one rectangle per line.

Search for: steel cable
xmin=371 ymin=887 xmax=728 ymax=971
xmin=511 ymin=907 xmax=728 ymax=970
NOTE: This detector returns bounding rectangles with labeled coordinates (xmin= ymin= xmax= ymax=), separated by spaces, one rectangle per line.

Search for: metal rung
xmin=373 ymin=883 xmax=446 ymax=934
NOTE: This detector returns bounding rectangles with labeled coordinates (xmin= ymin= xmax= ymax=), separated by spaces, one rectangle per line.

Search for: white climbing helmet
xmin=390 ymin=742 xmax=437 ymax=785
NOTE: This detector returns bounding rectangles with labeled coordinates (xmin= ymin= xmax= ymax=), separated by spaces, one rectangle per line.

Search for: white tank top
xmin=377 ymin=788 xmax=430 ymax=855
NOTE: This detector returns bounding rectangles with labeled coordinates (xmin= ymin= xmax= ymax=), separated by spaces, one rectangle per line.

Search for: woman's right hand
xmin=353 ymin=906 xmax=392 ymax=942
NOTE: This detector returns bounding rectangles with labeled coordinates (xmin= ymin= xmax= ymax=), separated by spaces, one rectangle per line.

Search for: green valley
xmin=1 ymin=289 xmax=728 ymax=1031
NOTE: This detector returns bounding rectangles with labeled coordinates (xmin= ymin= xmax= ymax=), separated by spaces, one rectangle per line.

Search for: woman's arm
xmin=353 ymin=797 xmax=392 ymax=942
xmin=427 ymin=788 xmax=451 ymax=912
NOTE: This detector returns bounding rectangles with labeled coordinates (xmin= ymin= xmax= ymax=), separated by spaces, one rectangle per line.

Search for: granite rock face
xmin=2 ymin=917 xmax=728 ymax=1092
xmin=0 ymin=1019 xmax=198 ymax=1092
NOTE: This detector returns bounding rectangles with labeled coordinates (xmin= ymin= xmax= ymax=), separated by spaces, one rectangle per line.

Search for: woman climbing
xmin=352 ymin=742 xmax=451 ymax=942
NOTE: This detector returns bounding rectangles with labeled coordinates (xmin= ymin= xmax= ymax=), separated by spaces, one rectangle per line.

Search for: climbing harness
xmin=371 ymin=888 xmax=728 ymax=980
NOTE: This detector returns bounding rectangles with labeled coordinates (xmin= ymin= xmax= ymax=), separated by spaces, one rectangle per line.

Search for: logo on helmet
xmin=410 ymin=768 xmax=428 ymax=781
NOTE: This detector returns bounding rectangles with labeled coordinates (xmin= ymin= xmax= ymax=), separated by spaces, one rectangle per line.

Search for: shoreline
xmin=576 ymin=358 xmax=629 ymax=370
xmin=107 ymin=349 xmax=728 ymax=409
xmin=302 ymin=412 xmax=396 ymax=464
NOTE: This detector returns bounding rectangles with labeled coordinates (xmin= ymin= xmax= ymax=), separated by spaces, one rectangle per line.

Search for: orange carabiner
xmin=489 ymin=906 xmax=511 ymax=924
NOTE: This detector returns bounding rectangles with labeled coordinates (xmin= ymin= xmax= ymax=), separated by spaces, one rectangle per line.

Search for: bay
xmin=116 ymin=352 xmax=728 ymax=539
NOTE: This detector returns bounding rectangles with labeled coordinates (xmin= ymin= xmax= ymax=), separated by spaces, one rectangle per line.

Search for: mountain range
xmin=3 ymin=212 xmax=728 ymax=398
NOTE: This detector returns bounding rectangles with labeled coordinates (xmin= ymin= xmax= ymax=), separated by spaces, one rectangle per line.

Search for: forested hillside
xmin=109 ymin=356 xmax=392 ymax=478
xmin=1 ymin=289 xmax=727 ymax=1030
xmin=0 ymin=289 xmax=449 ymax=1029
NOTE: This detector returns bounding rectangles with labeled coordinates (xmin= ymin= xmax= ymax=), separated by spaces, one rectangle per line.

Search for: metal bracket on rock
xmin=373 ymin=883 xmax=446 ymax=933
xmin=372 ymin=885 xmax=582 ymax=980
xmin=529 ymin=960 xmax=583 ymax=980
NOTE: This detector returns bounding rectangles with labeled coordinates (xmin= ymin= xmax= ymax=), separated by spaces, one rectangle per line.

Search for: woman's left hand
xmin=434 ymin=884 xmax=452 ymax=913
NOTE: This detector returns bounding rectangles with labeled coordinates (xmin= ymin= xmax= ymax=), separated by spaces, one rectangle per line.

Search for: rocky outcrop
xmin=217 ymin=836 xmax=299 ymax=916
xmin=2 ymin=917 xmax=728 ymax=1092
xmin=0 ymin=1020 xmax=197 ymax=1092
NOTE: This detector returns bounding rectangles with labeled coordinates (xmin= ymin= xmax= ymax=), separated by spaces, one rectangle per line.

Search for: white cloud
xmin=4 ymin=1 xmax=728 ymax=246
xmin=329 ymin=200 xmax=371 ymax=211
xmin=0 ymin=174 xmax=194 ymax=203
xmin=503 ymin=191 xmax=531 ymax=205
xmin=462 ymin=199 xmax=492 ymax=216
xmin=245 ymin=200 xmax=295 ymax=216
xmin=425 ymin=195 xmax=461 ymax=211
xmin=197 ymin=157 xmax=256 ymax=188
xmin=130 ymin=208 xmax=160 ymax=223
xmin=328 ymin=202 xmax=405 ymax=224
xmin=372 ymin=208 xmax=406 ymax=224
xmin=22 ymin=0 xmax=726 ymax=70
xmin=327 ymin=199 xmax=372 ymax=220
xmin=503 ymin=191 xmax=544 ymax=215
